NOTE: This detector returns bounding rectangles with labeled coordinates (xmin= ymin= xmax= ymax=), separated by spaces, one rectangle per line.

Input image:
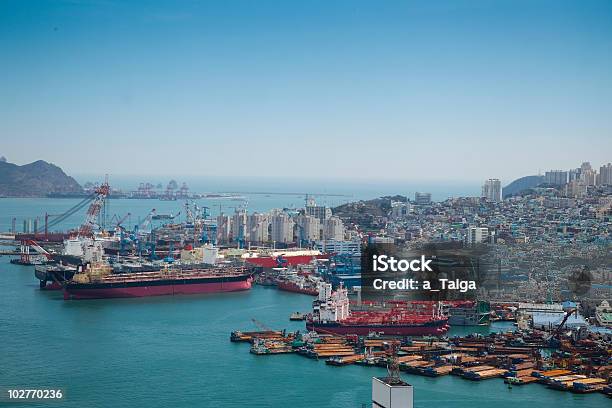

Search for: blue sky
xmin=1 ymin=0 xmax=611 ymax=184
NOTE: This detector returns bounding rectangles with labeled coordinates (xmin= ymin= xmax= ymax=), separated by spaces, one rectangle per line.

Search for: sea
xmin=0 ymin=188 xmax=609 ymax=408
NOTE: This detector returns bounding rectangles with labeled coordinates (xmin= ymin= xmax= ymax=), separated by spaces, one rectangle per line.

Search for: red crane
xmin=78 ymin=179 xmax=110 ymax=238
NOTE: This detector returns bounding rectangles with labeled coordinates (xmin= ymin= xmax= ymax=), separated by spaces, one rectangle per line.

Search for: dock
xmin=230 ymin=328 xmax=612 ymax=397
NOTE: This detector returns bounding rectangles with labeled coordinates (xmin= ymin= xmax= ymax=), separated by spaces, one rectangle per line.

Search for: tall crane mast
xmin=78 ymin=180 xmax=110 ymax=238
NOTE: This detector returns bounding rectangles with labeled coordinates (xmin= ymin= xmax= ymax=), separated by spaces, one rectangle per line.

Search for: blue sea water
xmin=0 ymin=258 xmax=609 ymax=408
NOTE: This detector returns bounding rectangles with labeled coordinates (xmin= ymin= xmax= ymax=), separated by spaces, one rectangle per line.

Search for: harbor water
xmin=1 ymin=257 xmax=609 ymax=407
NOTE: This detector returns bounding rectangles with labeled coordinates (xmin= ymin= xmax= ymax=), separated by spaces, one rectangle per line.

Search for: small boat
xmin=290 ymin=312 xmax=306 ymax=321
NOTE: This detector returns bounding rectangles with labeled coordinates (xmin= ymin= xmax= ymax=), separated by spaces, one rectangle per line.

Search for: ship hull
xmin=277 ymin=281 xmax=318 ymax=296
xmin=35 ymin=266 xmax=76 ymax=290
xmin=306 ymin=320 xmax=449 ymax=336
xmin=245 ymin=255 xmax=327 ymax=268
xmin=64 ymin=275 xmax=251 ymax=300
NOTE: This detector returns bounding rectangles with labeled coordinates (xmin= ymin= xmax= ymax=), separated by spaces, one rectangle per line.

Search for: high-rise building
xmin=580 ymin=162 xmax=592 ymax=172
xmin=270 ymin=211 xmax=294 ymax=244
xmin=247 ymin=213 xmax=269 ymax=243
xmin=544 ymin=170 xmax=568 ymax=186
xmin=216 ymin=214 xmax=232 ymax=243
xmin=231 ymin=210 xmax=248 ymax=242
xmin=323 ymin=216 xmax=345 ymax=241
xmin=305 ymin=196 xmax=332 ymax=222
xmin=580 ymin=169 xmax=596 ymax=186
xmin=569 ymin=168 xmax=581 ymax=182
xmin=481 ymin=179 xmax=502 ymax=202
xmin=600 ymin=163 xmax=612 ymax=186
xmin=296 ymin=214 xmax=321 ymax=242
xmin=414 ymin=192 xmax=431 ymax=205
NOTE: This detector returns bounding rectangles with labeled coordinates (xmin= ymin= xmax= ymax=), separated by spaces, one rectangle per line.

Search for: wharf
xmin=230 ymin=328 xmax=612 ymax=397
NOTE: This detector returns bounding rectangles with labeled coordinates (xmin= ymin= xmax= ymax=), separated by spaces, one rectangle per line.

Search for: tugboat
xmin=290 ymin=312 xmax=306 ymax=321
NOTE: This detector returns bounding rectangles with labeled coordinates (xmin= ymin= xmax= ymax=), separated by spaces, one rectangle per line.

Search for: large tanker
xmin=63 ymin=263 xmax=252 ymax=300
xmin=242 ymin=249 xmax=328 ymax=268
xmin=306 ymin=283 xmax=449 ymax=336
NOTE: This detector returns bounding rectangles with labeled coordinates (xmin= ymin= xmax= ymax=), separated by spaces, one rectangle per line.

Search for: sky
xmin=1 ymin=0 xmax=611 ymax=185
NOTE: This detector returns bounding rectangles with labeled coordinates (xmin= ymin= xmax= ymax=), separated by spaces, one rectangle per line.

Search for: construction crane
xmin=554 ymin=308 xmax=578 ymax=337
xmin=115 ymin=212 xmax=131 ymax=228
xmin=78 ymin=179 xmax=110 ymax=238
xmin=16 ymin=239 xmax=53 ymax=264
xmin=137 ymin=209 xmax=157 ymax=234
xmin=36 ymin=197 xmax=96 ymax=236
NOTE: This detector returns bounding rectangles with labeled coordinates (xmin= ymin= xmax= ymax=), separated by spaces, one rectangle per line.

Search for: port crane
xmin=137 ymin=209 xmax=156 ymax=234
xmin=30 ymin=178 xmax=110 ymax=239
xmin=78 ymin=180 xmax=110 ymax=238
xmin=112 ymin=212 xmax=131 ymax=229
xmin=554 ymin=308 xmax=578 ymax=337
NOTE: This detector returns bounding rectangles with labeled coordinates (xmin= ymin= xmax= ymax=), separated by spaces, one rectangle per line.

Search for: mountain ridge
xmin=0 ymin=159 xmax=83 ymax=197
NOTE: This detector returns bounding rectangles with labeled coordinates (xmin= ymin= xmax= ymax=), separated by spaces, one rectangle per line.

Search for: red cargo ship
xmin=276 ymin=279 xmax=319 ymax=296
xmin=306 ymin=283 xmax=449 ymax=336
xmin=243 ymin=249 xmax=327 ymax=268
xmin=63 ymin=265 xmax=252 ymax=300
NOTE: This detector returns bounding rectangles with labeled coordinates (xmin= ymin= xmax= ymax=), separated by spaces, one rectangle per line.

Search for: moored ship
xmin=242 ymin=249 xmax=328 ymax=268
xmin=63 ymin=263 xmax=252 ymax=300
xmin=276 ymin=279 xmax=319 ymax=296
xmin=306 ymin=283 xmax=449 ymax=336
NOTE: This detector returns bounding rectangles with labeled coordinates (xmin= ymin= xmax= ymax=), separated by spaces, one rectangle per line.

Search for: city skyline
xmin=1 ymin=0 xmax=612 ymax=182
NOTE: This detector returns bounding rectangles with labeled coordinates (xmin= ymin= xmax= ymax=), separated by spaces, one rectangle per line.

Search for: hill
xmin=332 ymin=195 xmax=406 ymax=229
xmin=502 ymin=175 xmax=544 ymax=198
xmin=0 ymin=159 xmax=83 ymax=197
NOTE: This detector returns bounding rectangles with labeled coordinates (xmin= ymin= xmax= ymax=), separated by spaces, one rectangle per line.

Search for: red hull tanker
xmin=277 ymin=280 xmax=319 ymax=296
xmin=64 ymin=267 xmax=252 ymax=300
xmin=307 ymin=283 xmax=449 ymax=337
xmin=243 ymin=249 xmax=328 ymax=268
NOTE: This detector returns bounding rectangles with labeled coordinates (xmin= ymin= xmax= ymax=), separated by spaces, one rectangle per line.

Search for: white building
xmin=599 ymin=163 xmax=612 ymax=185
xmin=296 ymin=214 xmax=320 ymax=242
xmin=315 ymin=239 xmax=361 ymax=255
xmin=216 ymin=214 xmax=232 ymax=243
xmin=544 ymin=170 xmax=568 ymax=186
xmin=390 ymin=202 xmax=412 ymax=219
xmin=467 ymin=226 xmax=489 ymax=244
xmin=270 ymin=211 xmax=294 ymax=244
xmin=372 ymin=377 xmax=413 ymax=408
xmin=305 ymin=197 xmax=332 ymax=222
xmin=323 ymin=216 xmax=345 ymax=241
xmin=247 ymin=213 xmax=269 ymax=243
